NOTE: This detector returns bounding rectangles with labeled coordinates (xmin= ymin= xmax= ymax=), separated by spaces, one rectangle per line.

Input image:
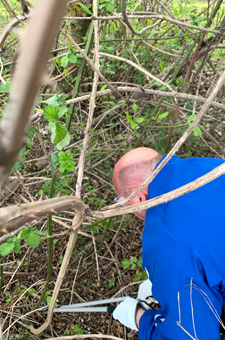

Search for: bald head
xmin=113 ymin=147 xmax=160 ymax=193
xmin=113 ymin=147 xmax=163 ymax=220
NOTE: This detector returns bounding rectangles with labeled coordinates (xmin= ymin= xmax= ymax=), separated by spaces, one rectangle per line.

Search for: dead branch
xmin=0 ymin=196 xmax=85 ymax=234
xmin=65 ymin=14 xmax=223 ymax=34
xmin=99 ymin=52 xmax=173 ymax=92
xmin=0 ymin=0 xmax=69 ymax=187
xmin=93 ymin=161 xmax=225 ymax=218
xmin=0 ymin=14 xmax=28 ymax=52
xmin=46 ymin=335 xmax=125 ymax=340
xmin=66 ymin=86 xmax=225 ymax=111
xmin=121 ymin=0 xmax=161 ymax=36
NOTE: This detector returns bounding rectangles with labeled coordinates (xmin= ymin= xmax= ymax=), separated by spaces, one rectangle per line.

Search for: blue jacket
xmin=139 ymin=155 xmax=225 ymax=340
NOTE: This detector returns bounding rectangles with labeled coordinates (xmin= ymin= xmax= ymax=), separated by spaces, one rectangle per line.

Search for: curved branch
xmin=0 ymin=196 xmax=85 ymax=233
xmin=93 ymin=161 xmax=225 ymax=219
xmin=0 ymin=14 xmax=28 ymax=52
xmin=121 ymin=0 xmax=161 ymax=36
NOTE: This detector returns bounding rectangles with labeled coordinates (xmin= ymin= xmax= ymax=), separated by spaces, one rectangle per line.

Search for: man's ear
xmin=138 ymin=190 xmax=147 ymax=203
xmin=130 ymin=188 xmax=147 ymax=204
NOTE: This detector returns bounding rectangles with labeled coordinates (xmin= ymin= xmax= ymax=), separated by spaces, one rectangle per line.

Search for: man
xmin=112 ymin=147 xmax=225 ymax=340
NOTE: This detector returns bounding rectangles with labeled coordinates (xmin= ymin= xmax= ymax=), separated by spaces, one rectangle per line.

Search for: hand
xmin=113 ymin=279 xmax=153 ymax=331
xmin=113 ymin=296 xmax=139 ymax=331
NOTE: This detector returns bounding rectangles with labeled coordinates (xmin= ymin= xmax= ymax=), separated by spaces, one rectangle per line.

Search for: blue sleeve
xmin=140 ymin=241 xmax=223 ymax=340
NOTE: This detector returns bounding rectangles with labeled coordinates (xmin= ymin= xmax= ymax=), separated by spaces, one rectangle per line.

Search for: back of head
xmin=113 ymin=147 xmax=163 ymax=196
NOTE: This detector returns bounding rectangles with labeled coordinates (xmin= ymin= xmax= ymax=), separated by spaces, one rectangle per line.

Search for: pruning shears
xmin=41 ymin=294 xmax=159 ymax=314
xmin=41 ymin=296 xmax=134 ymax=314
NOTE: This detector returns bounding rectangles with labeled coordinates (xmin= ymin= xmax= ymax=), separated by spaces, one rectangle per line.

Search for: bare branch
xmin=93 ymin=161 xmax=225 ymax=219
xmin=66 ymin=86 xmax=225 ymax=111
xmin=45 ymin=335 xmax=125 ymax=340
xmin=65 ymin=14 xmax=224 ymax=35
xmin=0 ymin=196 xmax=85 ymax=233
xmin=121 ymin=0 xmax=161 ymax=36
xmin=0 ymin=14 xmax=28 ymax=52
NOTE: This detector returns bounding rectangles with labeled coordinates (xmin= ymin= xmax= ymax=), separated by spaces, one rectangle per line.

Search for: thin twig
xmin=69 ymin=254 xmax=83 ymax=304
xmin=66 ymin=86 xmax=225 ymax=111
xmin=99 ymin=52 xmax=174 ymax=92
xmin=60 ymin=29 xmax=119 ymax=96
xmin=45 ymin=335 xmax=125 ymax=340
xmin=92 ymin=231 xmax=100 ymax=286
xmin=64 ymin=14 xmax=224 ymax=35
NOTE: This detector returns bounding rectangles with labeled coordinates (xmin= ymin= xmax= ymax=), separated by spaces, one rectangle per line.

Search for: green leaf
xmin=132 ymin=103 xmax=138 ymax=114
xmin=100 ymin=84 xmax=107 ymax=91
xmin=49 ymin=122 xmax=66 ymax=144
xmin=131 ymin=263 xmax=136 ymax=270
xmin=51 ymin=154 xmax=59 ymax=169
xmin=157 ymin=112 xmax=169 ymax=121
xmin=43 ymin=105 xmax=59 ymax=122
xmin=106 ymin=3 xmax=114 ymax=12
xmin=60 ymin=161 xmax=75 ymax=174
xmin=134 ymin=271 xmax=147 ymax=281
xmin=147 ymin=18 xmax=151 ymax=26
xmin=49 ymin=122 xmax=71 ymax=150
xmin=187 ymin=114 xmax=196 ymax=123
xmin=58 ymin=105 xmax=67 ymax=118
xmin=43 ymin=94 xmax=67 ymax=107
xmin=27 ymin=125 xmax=36 ymax=138
xmin=14 ymin=239 xmax=21 ymax=254
xmin=46 ymin=295 xmax=52 ymax=305
xmin=58 ymin=151 xmax=75 ymax=173
xmin=56 ymin=131 xmax=70 ymax=150
xmin=135 ymin=117 xmax=145 ymax=123
xmin=68 ymin=53 xmax=77 ymax=64
xmin=58 ymin=150 xmax=72 ymax=161
xmin=126 ymin=114 xmax=138 ymax=129
xmin=137 ymin=257 xmax=142 ymax=267
xmin=121 ymin=259 xmax=131 ymax=269
xmin=61 ymin=55 xmax=69 ymax=68
xmin=78 ymin=2 xmax=92 ymax=15
xmin=194 ymin=125 xmax=202 ymax=136
xmin=0 ymin=82 xmax=10 ymax=93
xmin=0 ymin=240 xmax=15 ymax=256
xmin=21 ymin=227 xmax=41 ymax=248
